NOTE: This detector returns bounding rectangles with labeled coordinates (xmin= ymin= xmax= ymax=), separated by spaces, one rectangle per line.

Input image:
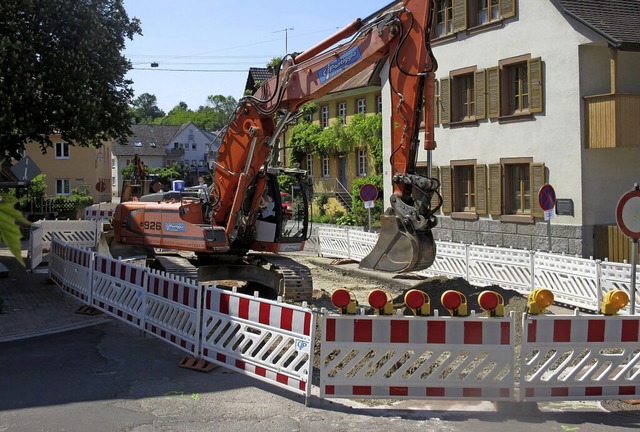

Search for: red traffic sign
xmin=616 ymin=189 xmax=640 ymax=239
xmin=359 ymin=183 xmax=378 ymax=202
xmin=95 ymin=180 xmax=107 ymax=193
xmin=538 ymin=184 xmax=556 ymax=211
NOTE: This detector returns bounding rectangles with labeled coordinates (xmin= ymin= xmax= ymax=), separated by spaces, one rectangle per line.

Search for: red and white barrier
xmin=92 ymin=255 xmax=146 ymax=326
xmin=61 ymin=244 xmax=94 ymax=302
xmin=200 ymin=286 xmax=315 ymax=402
xmin=520 ymin=314 xmax=640 ymax=401
xmin=84 ymin=207 xmax=114 ymax=221
xmin=320 ymin=314 xmax=515 ymax=400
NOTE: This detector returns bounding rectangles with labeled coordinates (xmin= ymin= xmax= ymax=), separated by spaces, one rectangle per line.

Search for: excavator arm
xmin=212 ymin=0 xmax=440 ymax=271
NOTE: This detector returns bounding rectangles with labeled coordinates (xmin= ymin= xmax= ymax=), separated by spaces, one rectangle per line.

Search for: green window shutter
xmin=440 ymin=78 xmax=451 ymax=125
xmin=475 ymin=164 xmax=487 ymax=215
xmin=475 ymin=69 xmax=486 ymax=120
xmin=531 ymin=162 xmax=546 ymax=218
xmin=487 ymin=66 xmax=500 ymax=119
xmin=501 ymin=0 xmax=516 ymax=19
xmin=453 ymin=0 xmax=468 ymax=32
xmin=528 ymin=57 xmax=543 ymax=113
xmin=489 ymin=163 xmax=502 ymax=215
xmin=440 ymin=165 xmax=452 ymax=213
xmin=434 ymin=79 xmax=440 ymax=125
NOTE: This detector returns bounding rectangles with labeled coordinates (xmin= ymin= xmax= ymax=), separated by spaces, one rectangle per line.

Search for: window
xmin=439 ymin=161 xmax=487 ymax=217
xmin=488 ymin=158 xmax=545 ymax=221
xmin=440 ymin=67 xmax=486 ymax=124
xmin=111 ymin=158 xmax=115 ymax=169
xmin=357 ymin=149 xmax=367 ymax=177
xmin=134 ymin=141 xmax=142 ymax=147
xmin=337 ymin=102 xmax=347 ymax=124
xmin=306 ymin=154 xmax=314 ymax=176
xmin=149 ymin=142 xmax=156 ymax=148
xmin=322 ymin=155 xmax=330 ymax=177
xmin=112 ymin=176 xmax=116 ymax=186
xmin=356 ymin=98 xmax=366 ymax=114
xmin=56 ymin=179 xmax=70 ymax=195
xmin=55 ymin=142 xmax=70 ymax=159
xmin=477 ymin=0 xmax=500 ymax=25
xmin=436 ymin=0 xmax=454 ymax=37
xmin=321 ymin=106 xmax=329 ymax=128
xmin=192 ymin=143 xmax=197 ymax=150
xmin=488 ymin=56 xmax=543 ymax=119
xmin=376 ymin=95 xmax=383 ymax=114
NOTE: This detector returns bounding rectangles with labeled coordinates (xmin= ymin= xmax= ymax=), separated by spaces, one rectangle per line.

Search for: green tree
xmin=317 ymin=118 xmax=355 ymax=156
xmin=288 ymin=121 xmax=323 ymax=165
xmin=0 ymin=0 xmax=141 ymax=158
xmin=131 ymin=93 xmax=165 ymax=123
xmin=155 ymin=96 xmax=237 ymax=131
xmin=347 ymin=113 xmax=383 ymax=173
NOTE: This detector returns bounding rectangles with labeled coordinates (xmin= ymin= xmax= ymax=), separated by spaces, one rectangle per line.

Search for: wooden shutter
xmin=487 ymin=66 xmax=500 ymax=119
xmin=453 ymin=0 xmax=468 ymax=32
xmin=474 ymin=69 xmax=486 ymax=120
xmin=530 ymin=162 xmax=546 ymax=218
xmin=433 ymin=79 xmax=440 ymax=125
xmin=500 ymin=0 xmax=516 ymax=19
xmin=528 ymin=57 xmax=543 ymax=113
xmin=440 ymin=78 xmax=451 ymax=125
xmin=489 ymin=163 xmax=502 ymax=215
xmin=440 ymin=165 xmax=452 ymax=213
xmin=475 ymin=164 xmax=487 ymax=215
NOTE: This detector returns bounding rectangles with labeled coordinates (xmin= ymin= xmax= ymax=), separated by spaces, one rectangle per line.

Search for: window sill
xmin=448 ymin=119 xmax=479 ymax=128
xmin=432 ymin=33 xmax=457 ymax=46
xmin=497 ymin=112 xmax=534 ymax=123
xmin=500 ymin=214 xmax=534 ymax=224
xmin=467 ymin=20 xmax=504 ymax=36
xmin=451 ymin=212 xmax=478 ymax=221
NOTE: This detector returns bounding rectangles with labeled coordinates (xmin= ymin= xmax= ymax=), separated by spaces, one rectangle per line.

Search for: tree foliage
xmin=0 ymin=194 xmax=28 ymax=265
xmin=131 ymin=93 xmax=165 ymax=123
xmin=154 ymin=95 xmax=237 ymax=131
xmin=0 ymin=0 xmax=142 ymax=158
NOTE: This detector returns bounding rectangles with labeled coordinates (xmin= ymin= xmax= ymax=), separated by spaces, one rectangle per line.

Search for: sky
xmin=123 ymin=0 xmax=396 ymax=113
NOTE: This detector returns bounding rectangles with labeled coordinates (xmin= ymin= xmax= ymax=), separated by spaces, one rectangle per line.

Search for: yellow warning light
xmin=441 ymin=290 xmax=468 ymax=317
xmin=404 ymin=289 xmax=431 ymax=316
xmin=527 ymin=288 xmax=554 ymax=315
xmin=478 ymin=290 xmax=505 ymax=317
xmin=368 ymin=289 xmax=394 ymax=315
xmin=601 ymin=290 xmax=629 ymax=316
xmin=331 ymin=288 xmax=358 ymax=315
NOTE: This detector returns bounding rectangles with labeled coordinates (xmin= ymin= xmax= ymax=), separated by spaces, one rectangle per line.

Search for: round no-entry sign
xmin=95 ymin=180 xmax=107 ymax=193
xmin=538 ymin=184 xmax=556 ymax=211
xmin=359 ymin=183 xmax=378 ymax=202
xmin=616 ymin=189 xmax=640 ymax=239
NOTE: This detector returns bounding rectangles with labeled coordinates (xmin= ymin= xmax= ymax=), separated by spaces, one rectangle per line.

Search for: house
xmin=111 ymin=122 xmax=219 ymax=196
xmin=21 ymin=136 xmax=113 ymax=203
xmin=379 ymin=0 xmax=640 ymax=259
xmin=244 ymin=67 xmax=274 ymax=95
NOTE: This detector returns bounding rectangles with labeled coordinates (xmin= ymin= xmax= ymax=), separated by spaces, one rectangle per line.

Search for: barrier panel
xmin=48 ymin=236 xmax=67 ymax=286
xmin=416 ymin=241 xmax=467 ymax=280
xmin=320 ymin=314 xmax=515 ymax=401
xmin=317 ymin=227 xmax=351 ymax=259
xmin=200 ymin=286 xmax=315 ymax=402
xmin=347 ymin=230 xmax=377 ymax=261
xmin=144 ymin=269 xmax=202 ymax=356
xmin=520 ymin=314 xmax=640 ymax=401
xmin=61 ymin=243 xmax=94 ymax=303
xmin=92 ymin=255 xmax=146 ymax=327
xmin=467 ymin=245 xmax=533 ymax=294
xmin=600 ymin=260 xmax=640 ymax=312
xmin=28 ymin=225 xmax=44 ymax=270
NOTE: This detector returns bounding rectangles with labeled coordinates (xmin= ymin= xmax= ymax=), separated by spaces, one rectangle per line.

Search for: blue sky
xmin=123 ymin=1 xmax=395 ymax=112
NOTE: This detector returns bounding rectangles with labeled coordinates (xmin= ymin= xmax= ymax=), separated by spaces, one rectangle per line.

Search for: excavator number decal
xmin=141 ymin=221 xmax=161 ymax=231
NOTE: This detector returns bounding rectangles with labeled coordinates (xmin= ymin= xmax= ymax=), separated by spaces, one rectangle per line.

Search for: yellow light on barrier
xmin=368 ymin=289 xmax=394 ymax=315
xmin=601 ymin=290 xmax=629 ymax=316
xmin=404 ymin=289 xmax=431 ymax=316
xmin=478 ymin=290 xmax=505 ymax=317
xmin=331 ymin=288 xmax=358 ymax=315
xmin=527 ymin=288 xmax=554 ymax=315
xmin=441 ymin=290 xmax=468 ymax=317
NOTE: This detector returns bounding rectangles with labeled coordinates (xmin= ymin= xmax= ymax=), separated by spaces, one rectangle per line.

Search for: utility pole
xmin=273 ymin=27 xmax=294 ymax=54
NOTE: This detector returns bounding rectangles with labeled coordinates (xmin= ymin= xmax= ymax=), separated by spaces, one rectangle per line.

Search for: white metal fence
xmin=317 ymin=227 xmax=640 ymax=313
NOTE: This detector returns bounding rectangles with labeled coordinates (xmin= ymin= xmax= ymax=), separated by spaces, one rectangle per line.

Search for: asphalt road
xmin=1 ymin=319 xmax=640 ymax=432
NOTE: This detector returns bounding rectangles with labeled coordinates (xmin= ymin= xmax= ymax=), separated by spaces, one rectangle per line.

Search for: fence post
xmin=595 ymin=259 xmax=602 ymax=313
xmin=140 ymin=269 xmax=149 ymax=334
xmin=464 ymin=243 xmax=470 ymax=281
xmin=195 ymin=283 xmax=205 ymax=358
xmin=88 ymin=251 xmax=95 ymax=305
xmin=347 ymin=229 xmax=351 ymax=260
xmin=530 ymin=250 xmax=536 ymax=292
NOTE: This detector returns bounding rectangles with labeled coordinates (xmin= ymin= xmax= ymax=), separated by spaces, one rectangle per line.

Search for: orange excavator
xmin=109 ymin=0 xmax=441 ymax=298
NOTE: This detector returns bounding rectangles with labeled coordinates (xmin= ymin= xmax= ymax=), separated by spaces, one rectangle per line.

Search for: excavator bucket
xmin=359 ymin=214 xmax=436 ymax=273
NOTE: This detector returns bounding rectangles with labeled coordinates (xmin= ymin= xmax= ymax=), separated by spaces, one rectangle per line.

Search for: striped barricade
xmin=468 ymin=245 xmax=533 ymax=294
xmin=49 ymin=236 xmax=68 ymax=286
xmin=92 ymin=255 xmax=146 ymax=326
xmin=200 ymin=286 xmax=315 ymax=401
xmin=320 ymin=314 xmax=515 ymax=400
xmin=520 ymin=314 xmax=640 ymax=401
xmin=62 ymin=244 xmax=94 ymax=302
xmin=144 ymin=269 xmax=202 ymax=356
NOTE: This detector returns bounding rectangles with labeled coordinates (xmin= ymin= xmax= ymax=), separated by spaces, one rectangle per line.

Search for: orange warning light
xmin=478 ymin=290 xmax=505 ymax=317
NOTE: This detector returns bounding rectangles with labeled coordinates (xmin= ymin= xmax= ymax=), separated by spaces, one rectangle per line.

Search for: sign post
xmin=616 ymin=184 xmax=640 ymax=314
xmin=359 ymin=184 xmax=378 ymax=232
xmin=538 ymin=184 xmax=556 ymax=251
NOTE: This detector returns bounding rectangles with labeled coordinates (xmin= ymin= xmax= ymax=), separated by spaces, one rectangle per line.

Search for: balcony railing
xmin=584 ymin=93 xmax=640 ymax=149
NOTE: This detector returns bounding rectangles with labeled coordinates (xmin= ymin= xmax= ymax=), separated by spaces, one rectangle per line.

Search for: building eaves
xmin=556 ymin=0 xmax=640 ymax=50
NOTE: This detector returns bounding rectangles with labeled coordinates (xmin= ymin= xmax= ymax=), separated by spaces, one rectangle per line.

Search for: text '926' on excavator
xmin=106 ymin=0 xmax=442 ymax=299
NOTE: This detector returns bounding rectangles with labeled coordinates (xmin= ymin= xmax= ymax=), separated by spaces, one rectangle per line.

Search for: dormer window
xmin=134 ymin=141 xmax=142 ymax=147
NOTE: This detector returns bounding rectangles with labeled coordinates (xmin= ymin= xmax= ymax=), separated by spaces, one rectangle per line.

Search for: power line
xmin=131 ymin=67 xmax=248 ymax=72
